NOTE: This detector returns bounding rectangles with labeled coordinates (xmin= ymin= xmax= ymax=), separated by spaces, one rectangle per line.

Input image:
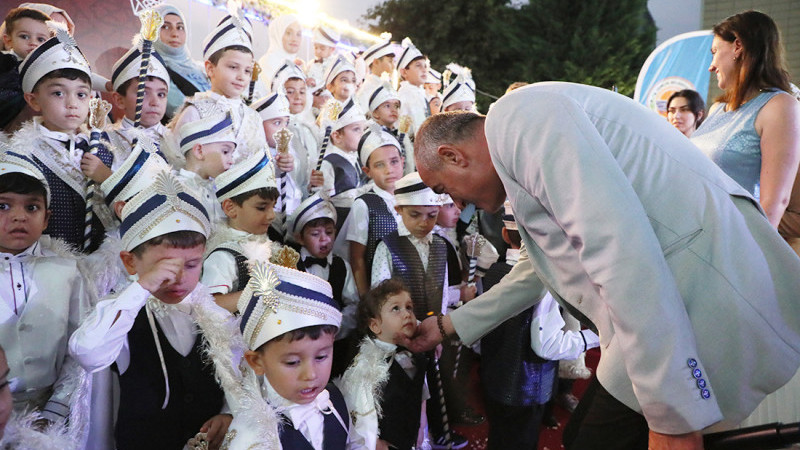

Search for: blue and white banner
xmin=634 ymin=30 xmax=713 ymax=116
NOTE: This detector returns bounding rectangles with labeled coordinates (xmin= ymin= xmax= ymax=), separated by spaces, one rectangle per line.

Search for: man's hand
xmin=460 ymin=284 xmax=477 ymax=302
xmin=649 ymin=430 xmax=703 ymax=450
xmin=200 ymin=413 xmax=233 ymax=449
xmin=137 ymin=258 xmax=184 ymax=293
xmin=397 ymin=315 xmax=450 ymax=353
xmin=80 ymin=153 xmax=112 ymax=183
xmin=309 ymin=169 xmax=324 ymax=188
xmin=275 ymin=152 xmax=294 ymax=173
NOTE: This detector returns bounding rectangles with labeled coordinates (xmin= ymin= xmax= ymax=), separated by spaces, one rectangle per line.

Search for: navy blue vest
xmin=480 ymin=261 xmax=557 ymax=406
xmin=34 ymin=157 xmax=107 ymax=253
xmin=278 ymin=383 xmax=349 ymax=449
xmin=381 ymin=232 xmax=447 ymax=321
xmin=323 ymin=153 xmax=360 ymax=195
xmin=359 ymin=192 xmax=397 ymax=275
xmin=297 ymin=255 xmax=346 ymax=310
xmin=208 ymin=247 xmax=250 ymax=292
xmin=114 ymin=307 xmax=225 ymax=449
xmin=378 ymin=352 xmax=428 ymax=450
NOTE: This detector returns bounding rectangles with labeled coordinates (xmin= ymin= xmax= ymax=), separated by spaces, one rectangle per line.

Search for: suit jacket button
xmin=693 ymin=368 xmax=702 ymax=379
xmin=701 ymin=389 xmax=711 ymax=399
xmin=697 ymin=378 xmax=706 ymax=389
xmin=687 ymin=358 xmax=697 ymax=368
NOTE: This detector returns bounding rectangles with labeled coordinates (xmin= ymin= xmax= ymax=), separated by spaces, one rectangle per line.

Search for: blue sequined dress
xmin=691 ymin=90 xmax=782 ymax=198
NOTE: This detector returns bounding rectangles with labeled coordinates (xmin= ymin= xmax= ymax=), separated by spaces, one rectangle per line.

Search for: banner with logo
xmin=634 ymin=30 xmax=714 ymax=117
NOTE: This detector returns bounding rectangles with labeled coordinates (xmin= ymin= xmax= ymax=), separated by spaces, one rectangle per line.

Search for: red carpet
xmin=452 ymin=348 xmax=600 ymax=450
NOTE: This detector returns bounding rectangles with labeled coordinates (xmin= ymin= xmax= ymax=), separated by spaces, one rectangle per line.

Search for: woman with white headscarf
xmin=152 ymin=3 xmax=211 ymax=119
xmin=257 ymin=14 xmax=304 ymax=92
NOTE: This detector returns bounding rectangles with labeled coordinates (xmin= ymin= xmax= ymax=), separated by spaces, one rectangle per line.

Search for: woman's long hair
xmin=713 ymin=10 xmax=791 ymax=110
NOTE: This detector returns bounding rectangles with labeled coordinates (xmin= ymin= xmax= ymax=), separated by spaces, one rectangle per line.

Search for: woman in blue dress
xmin=691 ymin=10 xmax=799 ymax=229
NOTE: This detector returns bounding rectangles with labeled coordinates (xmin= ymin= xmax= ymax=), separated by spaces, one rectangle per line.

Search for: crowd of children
xmin=0 ymin=2 xmax=592 ymax=449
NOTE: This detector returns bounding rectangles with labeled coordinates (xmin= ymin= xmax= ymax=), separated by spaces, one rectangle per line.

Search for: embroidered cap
xmin=396 ymin=37 xmax=423 ymax=70
xmin=313 ymin=25 xmax=339 ymax=48
xmin=367 ymin=79 xmax=400 ymax=113
xmin=177 ymin=111 xmax=237 ymax=154
xmin=238 ymin=261 xmax=342 ymax=351
xmin=324 ymin=55 xmax=356 ymax=87
xmin=394 ymin=172 xmax=442 ymax=206
xmin=270 ymin=60 xmax=306 ymax=93
xmin=503 ymin=199 xmax=517 ymax=231
xmin=426 ymin=67 xmax=442 ymax=85
xmin=363 ymin=36 xmax=394 ymax=67
xmin=202 ymin=12 xmax=253 ymax=61
xmin=321 ymin=97 xmax=365 ymax=132
xmin=110 ymin=42 xmax=170 ymax=92
xmin=120 ymin=171 xmax=210 ymax=251
xmin=358 ymin=122 xmax=401 ymax=167
xmin=442 ymin=64 xmax=476 ymax=110
xmin=252 ymin=92 xmax=291 ymax=122
xmin=100 ymin=133 xmax=170 ymax=206
xmin=0 ymin=146 xmax=50 ymax=203
xmin=288 ymin=192 xmax=337 ymax=236
xmin=19 ymin=21 xmax=91 ymax=93
xmin=215 ymin=148 xmax=276 ymax=202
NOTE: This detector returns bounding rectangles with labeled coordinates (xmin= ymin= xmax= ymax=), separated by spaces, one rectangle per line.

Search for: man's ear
xmin=244 ymin=349 xmax=267 ymax=375
xmin=119 ymin=251 xmax=137 ymax=275
xmin=23 ymin=92 xmax=41 ymax=112
xmin=113 ymin=201 xmax=126 ymax=220
xmin=437 ymin=144 xmax=467 ymax=168
xmin=501 ymin=227 xmax=512 ymax=246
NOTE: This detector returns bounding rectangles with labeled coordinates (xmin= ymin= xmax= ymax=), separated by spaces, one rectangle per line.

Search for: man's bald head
xmin=414 ymin=111 xmax=486 ymax=171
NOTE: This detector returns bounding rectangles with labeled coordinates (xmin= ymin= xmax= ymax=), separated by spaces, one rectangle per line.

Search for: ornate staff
xmin=273 ymin=128 xmax=293 ymax=225
xmin=133 ymin=9 xmax=164 ymax=128
xmin=247 ymin=62 xmax=261 ymax=106
xmin=83 ymin=98 xmax=113 ymax=251
xmin=448 ymin=232 xmax=485 ymax=379
xmin=315 ymin=101 xmax=342 ymax=172
xmin=433 ymin=357 xmax=453 ymax=450
xmin=397 ymin=115 xmax=412 ymax=157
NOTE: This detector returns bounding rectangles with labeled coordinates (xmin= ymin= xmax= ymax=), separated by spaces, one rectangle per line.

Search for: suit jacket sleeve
xmin=483 ymin=89 xmax=724 ymax=433
xmin=449 ymin=245 xmax=547 ymax=344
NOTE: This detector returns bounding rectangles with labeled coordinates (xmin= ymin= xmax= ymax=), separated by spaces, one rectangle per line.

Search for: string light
xmin=244 ymin=0 xmax=384 ymax=44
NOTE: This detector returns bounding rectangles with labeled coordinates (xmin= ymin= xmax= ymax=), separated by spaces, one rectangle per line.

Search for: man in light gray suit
xmin=407 ymin=82 xmax=800 ymax=450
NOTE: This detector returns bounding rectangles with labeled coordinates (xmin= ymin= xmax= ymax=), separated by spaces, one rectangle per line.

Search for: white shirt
xmin=0 ymin=237 xmax=90 ymax=422
xmin=108 ymin=117 xmax=166 ymax=167
xmin=175 ymin=168 xmax=225 ymax=228
xmin=320 ymin=144 xmax=362 ymax=203
xmin=288 ymin=116 xmax=321 ymax=198
xmin=371 ymin=223 xmax=460 ymax=312
xmin=492 ymin=248 xmax=603 ymax=360
xmin=355 ymin=74 xmax=383 ymax=114
xmin=263 ymin=376 xmax=348 ymax=450
xmin=299 ymin=248 xmax=359 ymax=338
xmin=268 ymin=145 xmax=302 ymax=224
xmin=201 ymin=227 xmax=253 ymax=295
xmin=397 ymin=81 xmax=427 ymax=141
xmin=69 ymin=282 xmax=201 ymax=375
xmin=337 ymin=185 xmax=401 ymax=255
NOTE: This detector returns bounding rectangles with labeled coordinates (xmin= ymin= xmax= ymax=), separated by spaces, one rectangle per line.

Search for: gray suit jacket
xmin=450 ymin=82 xmax=800 ymax=434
